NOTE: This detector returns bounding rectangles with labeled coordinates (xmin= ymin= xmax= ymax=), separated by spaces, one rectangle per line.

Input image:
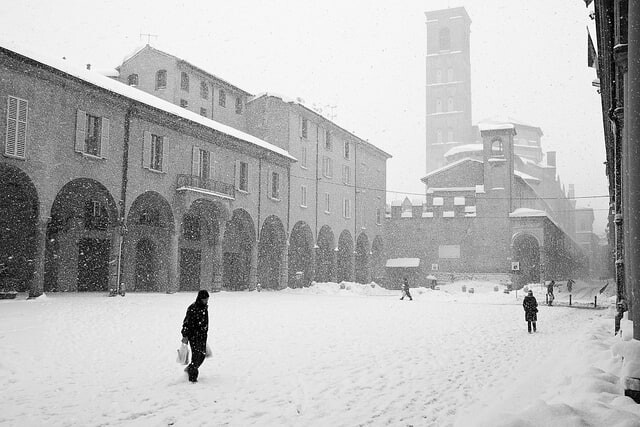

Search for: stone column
xmin=29 ymin=217 xmax=48 ymax=298
xmin=280 ymin=242 xmax=289 ymax=289
xmin=167 ymin=229 xmax=180 ymax=293
xmin=213 ymin=221 xmax=226 ymax=291
xmin=249 ymin=240 xmax=258 ymax=290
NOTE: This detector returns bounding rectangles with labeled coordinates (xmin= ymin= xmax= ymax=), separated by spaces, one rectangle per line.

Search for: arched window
xmin=491 ymin=138 xmax=504 ymax=156
xmin=447 ymin=98 xmax=454 ymax=112
xmin=436 ymin=129 xmax=443 ymax=143
xmin=436 ymin=99 xmax=442 ymax=113
xmin=436 ymin=69 xmax=442 ymax=83
xmin=447 ymin=128 xmax=454 ymax=142
xmin=127 ymin=74 xmax=138 ymax=86
xmin=439 ymin=28 xmax=451 ymax=51
xmin=155 ymin=70 xmax=167 ymax=90
xmin=180 ymin=72 xmax=189 ymax=91
xmin=447 ymin=67 xmax=454 ymax=82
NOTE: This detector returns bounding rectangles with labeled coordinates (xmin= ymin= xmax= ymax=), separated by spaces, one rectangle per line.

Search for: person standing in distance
xmin=400 ymin=277 xmax=413 ymax=301
xmin=181 ymin=289 xmax=209 ymax=383
xmin=523 ymin=290 xmax=538 ymax=333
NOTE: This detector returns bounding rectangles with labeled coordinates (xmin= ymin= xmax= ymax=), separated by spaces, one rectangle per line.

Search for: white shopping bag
xmin=176 ymin=343 xmax=190 ymax=365
xmin=205 ymin=344 xmax=213 ymax=358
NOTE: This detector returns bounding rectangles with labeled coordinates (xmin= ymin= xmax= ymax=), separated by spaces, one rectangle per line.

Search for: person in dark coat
xmin=181 ymin=289 xmax=210 ymax=382
xmin=400 ymin=277 xmax=413 ymax=301
xmin=546 ymin=280 xmax=555 ymax=306
xmin=523 ymin=290 xmax=538 ymax=333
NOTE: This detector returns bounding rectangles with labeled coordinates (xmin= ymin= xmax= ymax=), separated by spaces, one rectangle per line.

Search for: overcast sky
xmin=0 ymin=0 xmax=608 ymax=233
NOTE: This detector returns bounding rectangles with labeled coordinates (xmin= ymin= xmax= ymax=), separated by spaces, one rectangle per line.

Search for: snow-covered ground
xmin=1 ymin=280 xmax=639 ymax=426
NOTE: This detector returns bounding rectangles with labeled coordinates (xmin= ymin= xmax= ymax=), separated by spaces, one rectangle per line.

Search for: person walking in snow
xmin=181 ymin=289 xmax=210 ymax=383
xmin=400 ymin=277 xmax=413 ymax=301
xmin=546 ymin=280 xmax=555 ymax=306
xmin=523 ymin=290 xmax=538 ymax=333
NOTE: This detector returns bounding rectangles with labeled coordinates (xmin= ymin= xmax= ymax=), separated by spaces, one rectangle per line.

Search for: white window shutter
xmin=245 ymin=163 xmax=251 ymax=192
xmin=161 ymin=137 xmax=168 ymax=172
xmin=142 ymin=131 xmax=151 ymax=169
xmin=267 ymin=170 xmax=272 ymax=198
xmin=192 ymin=146 xmax=200 ymax=176
xmin=5 ymin=97 xmax=17 ymax=156
xmin=100 ymin=117 xmax=109 ymax=158
xmin=235 ymin=160 xmax=240 ymax=189
xmin=75 ymin=109 xmax=86 ymax=152
xmin=15 ymin=98 xmax=27 ymax=158
xmin=209 ymin=151 xmax=215 ymax=181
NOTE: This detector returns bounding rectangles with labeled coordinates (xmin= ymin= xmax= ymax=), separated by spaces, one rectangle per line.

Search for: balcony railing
xmin=176 ymin=174 xmax=235 ymax=199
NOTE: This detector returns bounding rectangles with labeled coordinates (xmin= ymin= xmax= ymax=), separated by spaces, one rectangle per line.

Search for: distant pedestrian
xmin=400 ymin=277 xmax=413 ymax=301
xmin=547 ymin=280 xmax=555 ymax=306
xmin=181 ymin=289 xmax=210 ymax=383
xmin=523 ymin=290 xmax=538 ymax=333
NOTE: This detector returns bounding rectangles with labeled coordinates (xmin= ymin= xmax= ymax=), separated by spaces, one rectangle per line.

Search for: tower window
xmin=491 ymin=138 xmax=504 ymax=156
xmin=439 ymin=28 xmax=451 ymax=51
xmin=447 ymin=98 xmax=454 ymax=112
xmin=447 ymin=68 xmax=454 ymax=82
xmin=436 ymin=129 xmax=443 ymax=144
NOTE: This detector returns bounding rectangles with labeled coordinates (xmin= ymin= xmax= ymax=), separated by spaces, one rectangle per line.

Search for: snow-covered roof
xmin=385 ymin=258 xmax=421 ymax=268
xmin=509 ymin=208 xmax=548 ymax=218
xmin=444 ymin=144 xmax=483 ymax=158
xmin=427 ymin=187 xmax=475 ymax=193
xmin=390 ymin=199 xmax=403 ymax=207
xmin=478 ymin=122 xmax=515 ymax=132
xmin=1 ymin=41 xmax=295 ymax=161
xmin=477 ymin=116 xmax=539 ymax=130
xmin=422 ymin=157 xmax=482 ymax=181
xmin=514 ymin=170 xmax=541 ymax=183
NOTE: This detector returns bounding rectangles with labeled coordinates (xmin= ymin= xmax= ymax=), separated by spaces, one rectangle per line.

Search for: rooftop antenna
xmin=139 ymin=33 xmax=158 ymax=45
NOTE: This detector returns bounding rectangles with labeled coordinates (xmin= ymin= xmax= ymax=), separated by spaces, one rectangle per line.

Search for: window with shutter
xmin=300 ymin=185 xmax=307 ymax=207
xmin=181 ymin=72 xmax=189 ymax=92
xmin=156 ymin=70 xmax=167 ymax=90
xmin=239 ymin=162 xmax=249 ymax=192
xmin=150 ymin=134 xmax=163 ymax=171
xmin=271 ymin=172 xmax=280 ymax=199
xmin=325 ymin=193 xmax=331 ymax=213
xmin=219 ymin=89 xmax=226 ymax=107
xmin=301 ymin=145 xmax=307 ymax=168
xmin=5 ymin=96 xmax=27 ymax=158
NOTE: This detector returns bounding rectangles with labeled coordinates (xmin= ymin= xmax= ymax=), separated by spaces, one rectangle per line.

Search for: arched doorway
xmin=258 ymin=215 xmax=286 ymax=289
xmin=134 ymin=238 xmax=157 ymax=291
xmin=288 ymin=221 xmax=314 ymax=288
xmin=180 ymin=199 xmax=228 ymax=291
xmin=336 ymin=230 xmax=354 ymax=283
xmin=316 ymin=225 xmax=335 ymax=282
xmin=355 ymin=232 xmax=370 ymax=284
xmin=223 ymin=209 xmax=255 ymax=291
xmin=0 ymin=164 xmax=39 ymax=292
xmin=126 ymin=191 xmax=174 ymax=292
xmin=370 ymin=235 xmax=384 ymax=283
xmin=45 ymin=178 xmax=118 ymax=292
xmin=513 ymin=233 xmax=541 ymax=286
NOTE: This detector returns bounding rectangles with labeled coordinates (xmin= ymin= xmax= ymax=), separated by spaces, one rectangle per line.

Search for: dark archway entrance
xmin=45 ymin=179 xmax=118 ymax=292
xmin=258 ymin=215 xmax=286 ymax=289
xmin=513 ymin=233 xmax=541 ymax=286
xmin=223 ymin=209 xmax=255 ymax=291
xmin=337 ymin=230 xmax=354 ymax=283
xmin=126 ymin=191 xmax=174 ymax=292
xmin=355 ymin=232 xmax=370 ymax=284
xmin=288 ymin=221 xmax=314 ymax=288
xmin=370 ymin=235 xmax=384 ymax=283
xmin=135 ymin=238 xmax=157 ymax=291
xmin=316 ymin=225 xmax=335 ymax=282
xmin=0 ymin=164 xmax=39 ymax=292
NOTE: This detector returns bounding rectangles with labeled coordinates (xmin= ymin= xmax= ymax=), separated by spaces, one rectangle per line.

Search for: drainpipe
xmin=116 ymin=105 xmax=134 ymax=293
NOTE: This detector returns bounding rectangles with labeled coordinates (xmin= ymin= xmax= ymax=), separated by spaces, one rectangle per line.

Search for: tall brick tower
xmin=425 ymin=7 xmax=473 ymax=173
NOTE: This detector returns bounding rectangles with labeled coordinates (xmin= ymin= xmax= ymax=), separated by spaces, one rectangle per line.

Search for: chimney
xmin=86 ymin=64 xmax=91 ymax=70
xmin=547 ymin=151 xmax=556 ymax=167
xmin=568 ymin=184 xmax=575 ymax=199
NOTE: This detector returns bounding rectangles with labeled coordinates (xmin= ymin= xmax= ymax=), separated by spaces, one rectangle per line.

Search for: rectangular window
xmin=342 ymin=165 xmax=351 ymax=185
xmin=432 ymin=197 xmax=444 ymax=206
xmin=343 ymin=141 xmax=350 ymax=159
xmin=271 ymin=172 xmax=280 ymax=199
xmin=5 ymin=96 xmax=27 ymax=158
xmin=454 ymin=196 xmax=465 ymax=206
xmin=322 ymin=156 xmax=333 ymax=178
xmin=199 ymin=149 xmax=210 ymax=180
xmin=181 ymin=72 xmax=189 ymax=91
xmin=180 ymin=99 xmax=188 ymax=108
xmin=219 ymin=89 xmax=226 ymax=107
xmin=235 ymin=97 xmax=242 ymax=114
xmin=200 ymin=107 xmax=207 ymax=117
xmin=376 ymin=208 xmax=382 ymax=225
xmin=301 ymin=145 xmax=308 ymax=168
xmin=239 ymin=161 xmax=248 ymax=192
xmin=75 ymin=110 xmax=109 ymax=158
xmin=150 ymin=135 xmax=163 ymax=171
xmin=325 ymin=130 xmax=332 ymax=150
xmin=438 ymin=245 xmax=460 ymax=259
xmin=200 ymin=81 xmax=209 ymax=99
xmin=343 ymin=198 xmax=351 ymax=219
xmin=325 ymin=193 xmax=330 ymax=213
xmin=300 ymin=117 xmax=308 ymax=139
xmin=300 ymin=185 xmax=307 ymax=207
